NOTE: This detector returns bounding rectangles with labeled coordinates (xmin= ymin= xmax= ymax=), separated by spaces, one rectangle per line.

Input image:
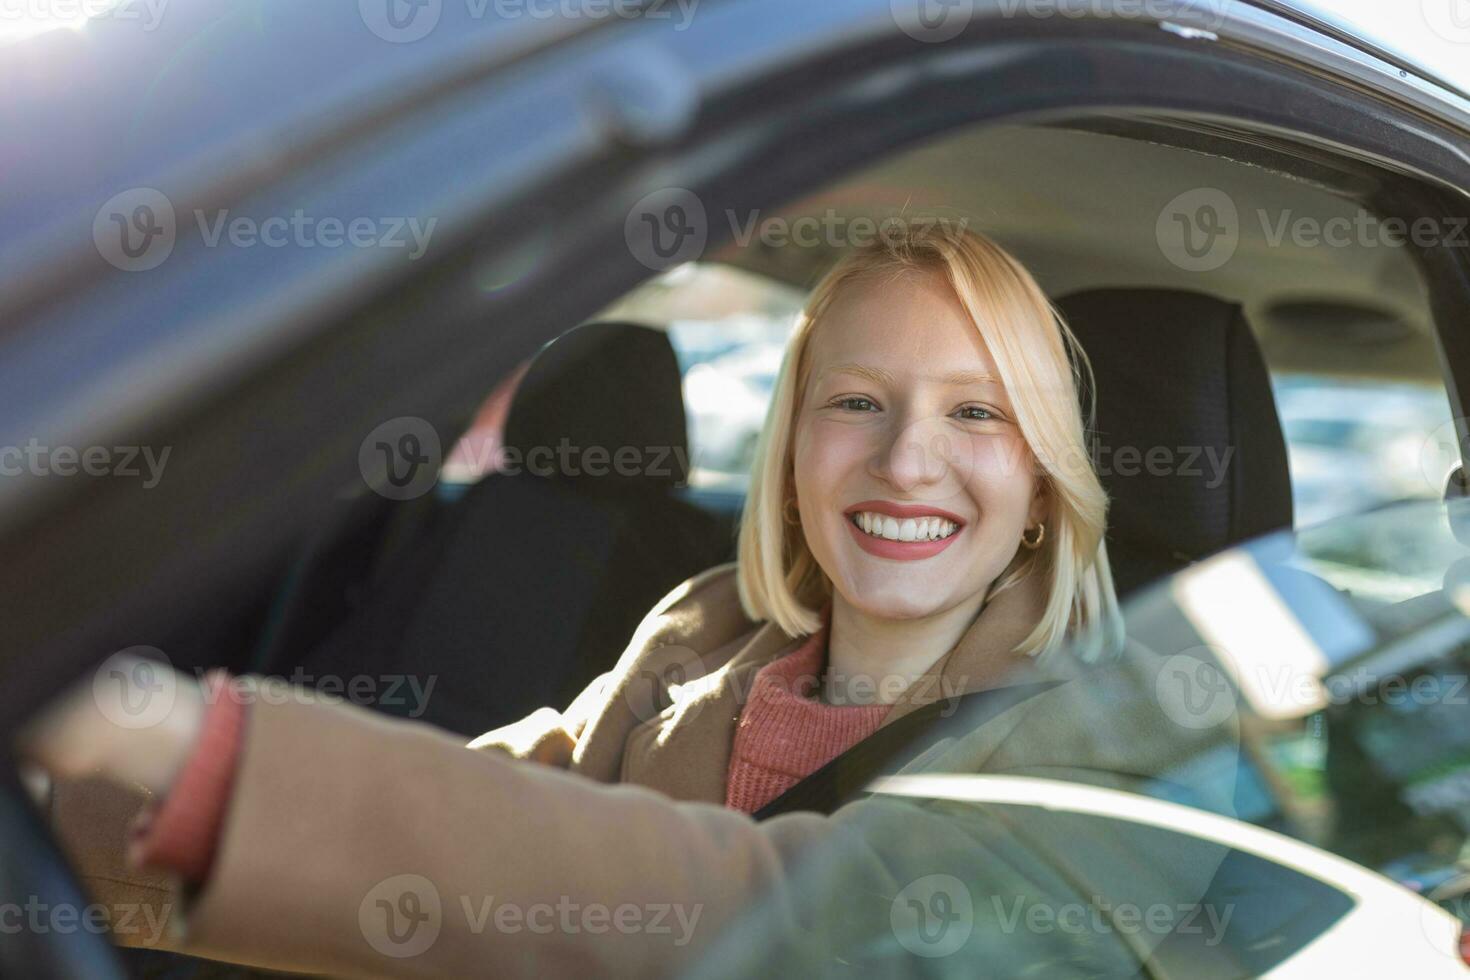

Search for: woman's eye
xmin=833 ymin=396 xmax=879 ymax=412
xmin=955 ymin=405 xmax=996 ymax=421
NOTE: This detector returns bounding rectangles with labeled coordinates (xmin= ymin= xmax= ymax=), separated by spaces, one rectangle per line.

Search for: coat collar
xmin=623 ymin=569 xmax=1062 ymax=804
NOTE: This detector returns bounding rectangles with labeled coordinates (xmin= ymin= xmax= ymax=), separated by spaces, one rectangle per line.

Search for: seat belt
xmin=753 ymin=681 xmax=1061 ymax=821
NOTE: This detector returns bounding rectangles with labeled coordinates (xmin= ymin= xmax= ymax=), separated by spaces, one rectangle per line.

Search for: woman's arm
xmin=25 ymin=665 xmax=816 ymax=976
xmin=21 ymin=653 xmax=1232 ymax=978
xmin=28 ymin=670 xmax=1224 ymax=978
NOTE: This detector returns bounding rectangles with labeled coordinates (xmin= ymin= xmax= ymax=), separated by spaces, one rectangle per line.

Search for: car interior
xmin=224 ymin=120 xmax=1445 ymax=742
xmin=8 ymin=6 xmax=1470 ymax=975
xmin=250 ymin=321 xmax=730 ymax=735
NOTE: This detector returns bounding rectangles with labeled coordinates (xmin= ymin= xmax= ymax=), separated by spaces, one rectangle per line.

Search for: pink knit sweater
xmin=724 ymin=624 xmax=892 ymax=814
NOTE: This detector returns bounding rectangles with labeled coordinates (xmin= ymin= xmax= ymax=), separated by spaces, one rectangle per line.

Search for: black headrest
xmin=1057 ymin=289 xmax=1293 ymax=594
xmin=502 ymin=321 xmax=690 ymax=491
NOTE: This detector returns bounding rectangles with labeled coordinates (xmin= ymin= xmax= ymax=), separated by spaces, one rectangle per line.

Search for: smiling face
xmin=791 ymin=269 xmax=1047 ymax=622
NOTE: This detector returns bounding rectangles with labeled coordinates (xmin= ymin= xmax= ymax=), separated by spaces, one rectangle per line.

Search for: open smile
xmin=842 ymin=501 xmax=967 ymax=561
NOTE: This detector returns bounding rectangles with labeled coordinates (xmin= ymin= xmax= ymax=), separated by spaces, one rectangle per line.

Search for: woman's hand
xmin=17 ymin=652 xmax=207 ymax=796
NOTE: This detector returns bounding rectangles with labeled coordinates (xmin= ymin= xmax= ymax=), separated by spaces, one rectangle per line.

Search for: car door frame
xmin=1 ymin=0 xmax=1469 ymax=728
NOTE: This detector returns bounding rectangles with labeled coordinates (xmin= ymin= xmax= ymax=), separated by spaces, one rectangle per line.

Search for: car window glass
xmin=691 ymin=501 xmax=1470 ymax=975
xmin=600 ymin=263 xmax=802 ymax=491
xmin=1268 ymin=372 xmax=1455 ymax=528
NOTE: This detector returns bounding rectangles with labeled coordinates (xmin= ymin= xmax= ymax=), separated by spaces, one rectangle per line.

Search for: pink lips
xmin=842 ymin=500 xmax=966 ymax=562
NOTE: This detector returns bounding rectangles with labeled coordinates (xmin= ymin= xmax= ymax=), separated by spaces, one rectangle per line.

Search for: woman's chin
xmin=835 ymin=581 xmax=956 ymax=623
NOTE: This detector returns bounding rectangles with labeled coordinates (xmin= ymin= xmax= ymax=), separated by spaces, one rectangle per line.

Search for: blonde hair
xmin=736 ymin=222 xmax=1122 ymax=660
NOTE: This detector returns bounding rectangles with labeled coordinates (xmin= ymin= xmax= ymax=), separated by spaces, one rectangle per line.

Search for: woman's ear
xmin=1027 ymin=478 xmax=1050 ymax=528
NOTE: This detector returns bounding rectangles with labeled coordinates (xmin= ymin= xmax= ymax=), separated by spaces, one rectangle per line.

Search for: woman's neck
xmin=821 ymin=591 xmax=988 ymax=706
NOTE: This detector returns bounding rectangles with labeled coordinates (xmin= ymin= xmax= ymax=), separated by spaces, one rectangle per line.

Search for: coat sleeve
xmin=465 ymin=561 xmax=749 ymax=774
xmin=171 ymin=668 xmax=1232 ymax=979
xmin=465 ymin=672 xmax=610 ymax=767
xmin=177 ymin=687 xmax=820 ymax=977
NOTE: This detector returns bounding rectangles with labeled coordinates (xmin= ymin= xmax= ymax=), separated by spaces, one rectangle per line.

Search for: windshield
xmin=690 ymin=498 xmax=1470 ymax=977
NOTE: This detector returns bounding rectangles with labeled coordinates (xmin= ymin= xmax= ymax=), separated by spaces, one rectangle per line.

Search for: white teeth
xmin=850 ymin=512 xmax=960 ymax=543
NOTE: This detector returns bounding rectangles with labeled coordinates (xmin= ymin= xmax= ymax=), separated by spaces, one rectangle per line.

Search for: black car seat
xmin=1057 ymin=289 xmax=1294 ymax=598
xmin=257 ymin=322 xmax=732 ymax=736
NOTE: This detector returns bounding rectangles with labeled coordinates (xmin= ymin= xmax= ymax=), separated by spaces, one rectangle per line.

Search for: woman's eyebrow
xmin=820 ymin=364 xmax=1002 ymax=387
xmin=939 ymin=370 xmax=1002 ymax=387
xmin=822 ymin=362 xmax=895 ymax=386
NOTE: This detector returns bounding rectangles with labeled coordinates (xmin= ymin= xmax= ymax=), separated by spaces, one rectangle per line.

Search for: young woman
xmin=25 ymin=224 xmax=1141 ymax=976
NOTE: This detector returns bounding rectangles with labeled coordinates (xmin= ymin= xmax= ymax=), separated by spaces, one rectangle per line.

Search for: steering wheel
xmin=0 ymin=763 xmax=128 ymax=979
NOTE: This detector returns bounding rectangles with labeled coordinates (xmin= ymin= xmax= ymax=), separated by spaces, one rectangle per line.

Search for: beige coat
xmin=59 ymin=564 xmax=1238 ymax=978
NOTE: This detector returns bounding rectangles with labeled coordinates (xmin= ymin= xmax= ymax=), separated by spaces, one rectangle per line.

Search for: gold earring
xmin=783 ymin=498 xmax=802 ymax=526
xmin=1021 ymin=522 xmax=1046 ymax=550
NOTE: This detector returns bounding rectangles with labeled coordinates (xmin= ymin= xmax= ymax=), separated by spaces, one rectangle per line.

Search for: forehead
xmin=807 ymin=269 xmax=996 ymax=373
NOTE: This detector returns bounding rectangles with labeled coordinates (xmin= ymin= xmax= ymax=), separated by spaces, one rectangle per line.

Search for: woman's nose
xmin=869 ymin=414 xmax=957 ymax=493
